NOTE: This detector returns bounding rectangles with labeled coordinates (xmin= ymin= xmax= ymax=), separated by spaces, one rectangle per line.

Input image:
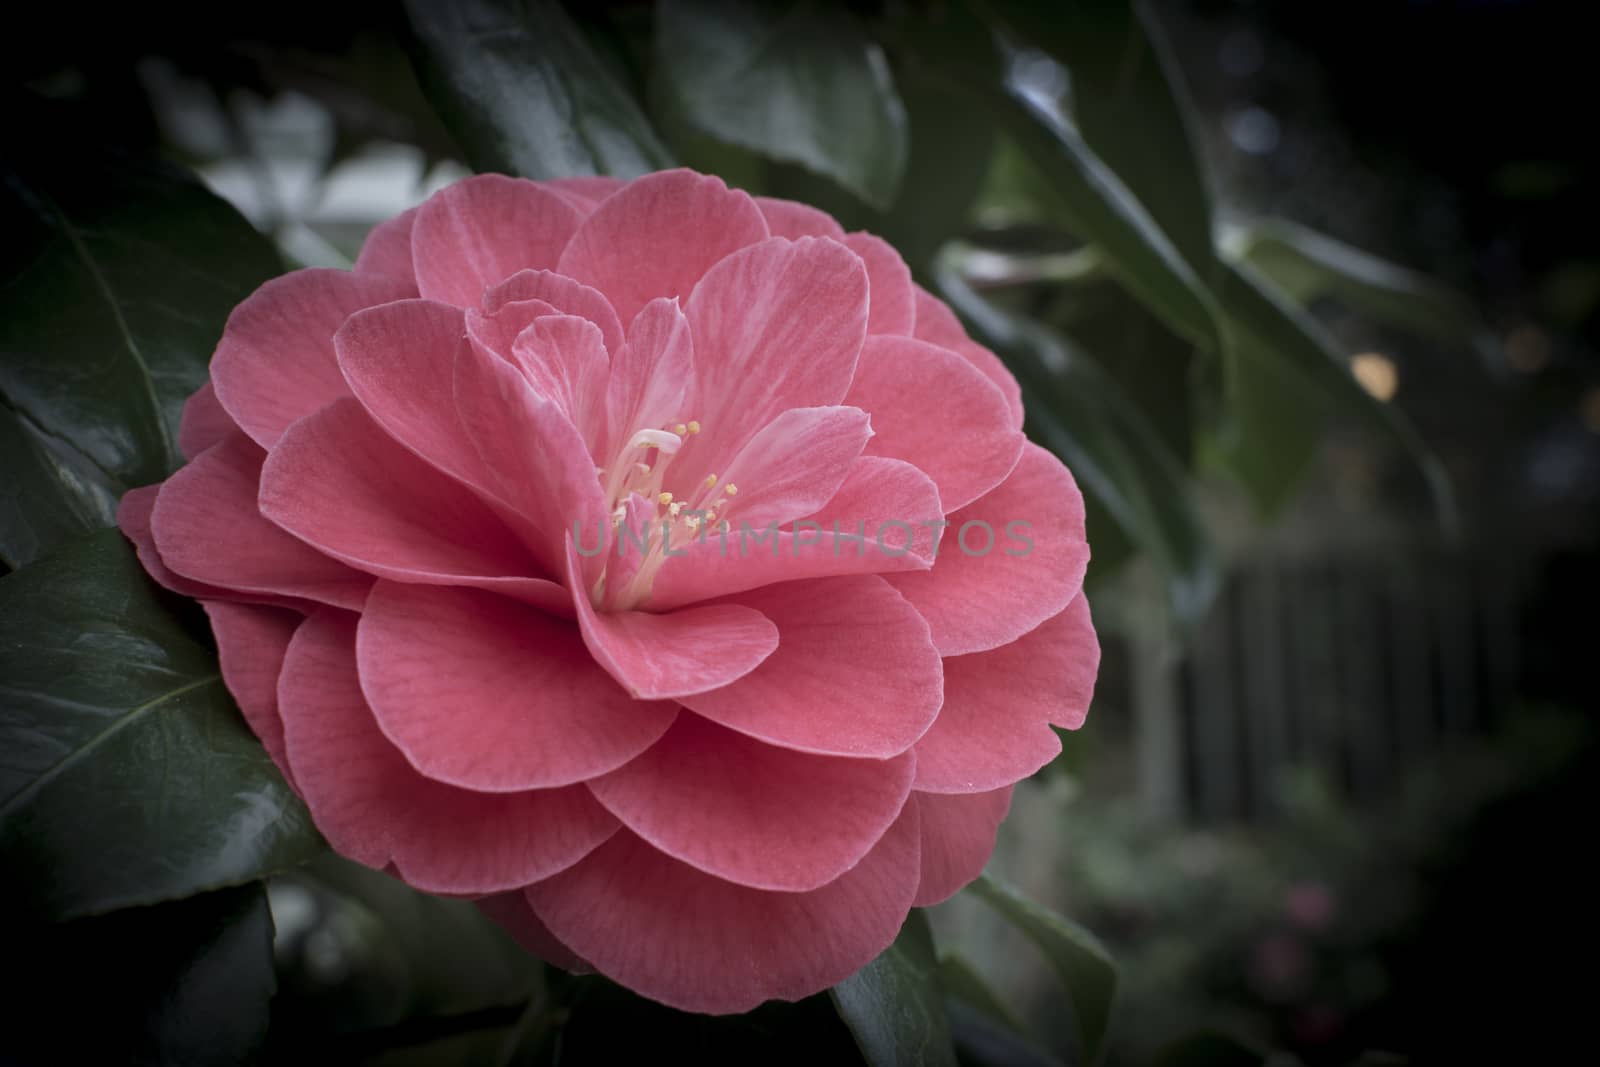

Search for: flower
xmin=118 ymin=169 xmax=1097 ymax=1014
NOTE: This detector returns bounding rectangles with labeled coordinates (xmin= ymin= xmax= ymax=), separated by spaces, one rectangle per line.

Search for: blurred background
xmin=7 ymin=1 xmax=1597 ymax=1063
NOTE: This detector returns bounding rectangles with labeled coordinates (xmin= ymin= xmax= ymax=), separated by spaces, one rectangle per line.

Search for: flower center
xmin=591 ymin=418 xmax=739 ymax=611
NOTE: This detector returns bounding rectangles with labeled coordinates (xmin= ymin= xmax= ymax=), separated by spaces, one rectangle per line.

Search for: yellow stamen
xmin=686 ymin=420 xmax=701 ymax=434
xmin=672 ymin=423 xmax=688 ymax=435
xmin=723 ymin=483 xmax=739 ymax=497
xmin=704 ymin=473 xmax=718 ymax=489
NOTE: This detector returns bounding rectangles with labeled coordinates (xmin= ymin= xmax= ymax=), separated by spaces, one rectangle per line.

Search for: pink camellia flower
xmin=118 ymin=169 xmax=1097 ymax=1014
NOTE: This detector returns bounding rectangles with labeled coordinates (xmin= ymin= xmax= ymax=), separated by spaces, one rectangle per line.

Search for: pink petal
xmin=842 ymin=233 xmax=915 ymax=336
xmin=475 ymin=891 xmax=589 ymax=972
xmin=178 ymin=383 xmax=237 ymax=459
xmin=508 ymin=315 xmax=610 ymax=452
xmin=212 ymin=269 xmax=416 ymax=448
xmin=454 ymin=325 xmax=610 ymax=574
xmin=526 ymin=800 xmax=921 ymax=1014
xmin=888 ymin=443 xmax=1088 ymax=656
xmin=279 ymin=609 xmax=619 ymax=894
xmin=336 ymin=299 xmax=487 ymax=487
xmin=1050 ymin=593 xmax=1100 ymax=729
xmin=567 ymin=540 xmax=780 ymax=700
xmin=356 ymin=581 xmax=678 ymax=791
xmin=411 ymin=175 xmax=583 ymax=307
xmin=645 ymin=456 xmax=942 ymax=610
xmin=603 ymin=297 xmax=695 ymax=462
xmin=543 ymin=175 xmax=625 ymax=214
xmin=681 ymin=575 xmax=942 ymax=758
xmin=482 ymin=269 xmax=623 ymax=356
xmin=713 ymin=406 xmax=872 ymax=530
xmin=588 ymin=713 xmax=915 ymax=891
xmin=120 ymin=486 xmax=311 ymax=609
xmin=912 ymin=788 xmax=1013 ymax=906
xmin=150 ymin=435 xmax=371 ymax=610
xmin=755 ymin=195 xmax=846 ymax=240
xmin=677 ymin=236 xmax=868 ymax=484
xmin=913 ymin=285 xmax=1025 ymax=429
xmin=847 ymin=335 xmax=1024 ymax=513
xmin=913 ymin=595 xmax=1099 ymax=793
xmin=555 ymin=169 xmax=768 ymax=327
xmin=258 ymin=398 xmax=568 ymax=613
xmin=353 ymin=207 xmax=420 ymax=291
xmin=202 ymin=600 xmax=302 ymax=786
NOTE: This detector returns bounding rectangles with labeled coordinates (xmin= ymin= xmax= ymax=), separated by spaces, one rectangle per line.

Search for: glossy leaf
xmin=0 ymin=529 xmax=322 ymax=921
xmin=270 ymin=855 xmax=543 ymax=1046
xmin=895 ymin=1 xmax=1221 ymax=353
xmin=937 ymin=954 xmax=1024 ymax=1034
xmin=11 ymin=882 xmax=277 ymax=1064
xmin=968 ymin=875 xmax=1117 ymax=1066
xmin=831 ymin=909 xmax=959 ymax=1067
xmin=938 ymin=266 xmax=1219 ymax=624
xmin=979 ymin=0 xmax=1218 ymax=285
xmin=0 ymin=112 xmax=281 ymax=563
xmin=1215 ymin=260 xmax=1457 ymax=527
xmin=656 ymin=0 xmax=909 ymax=209
xmin=1224 ymin=218 xmax=1489 ymax=347
xmin=0 ymin=404 xmax=117 ymax=569
xmin=404 ymin=0 xmax=673 ymax=180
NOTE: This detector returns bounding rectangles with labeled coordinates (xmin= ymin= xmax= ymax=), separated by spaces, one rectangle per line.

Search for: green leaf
xmin=10 ymin=882 xmax=277 ymax=1064
xmin=968 ymin=875 xmax=1117 ymax=1066
xmin=938 ymin=954 xmax=1024 ymax=1034
xmin=1214 ymin=261 xmax=1457 ymax=527
xmin=655 ymin=0 xmax=909 ymax=210
xmin=403 ymin=0 xmax=673 ymax=179
xmin=0 ymin=403 xmax=117 ymax=569
xmin=830 ymin=910 xmax=959 ymax=1067
xmin=893 ymin=1 xmax=1222 ymax=353
xmin=1223 ymin=218 xmax=1488 ymax=346
xmin=938 ymin=266 xmax=1218 ymax=624
xmin=1154 ymin=1030 xmax=1269 ymax=1067
xmin=0 ymin=530 xmax=322 ymax=921
xmin=979 ymin=0 xmax=1218 ymax=285
xmin=273 ymin=854 xmax=544 ymax=1041
xmin=0 ymin=109 xmax=281 ymax=563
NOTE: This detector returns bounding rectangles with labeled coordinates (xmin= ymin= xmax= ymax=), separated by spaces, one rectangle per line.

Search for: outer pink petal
xmin=150 ymin=435 xmax=371 ymax=610
xmin=120 ymin=486 xmax=310 ymax=609
xmin=712 ymin=406 xmax=872 ymax=530
xmin=212 ymin=269 xmax=417 ymax=448
xmin=913 ymin=595 xmax=1099 ymax=793
xmin=646 ymin=456 xmax=941 ymax=610
xmin=567 ymin=539 xmax=780 ymax=700
xmin=279 ymin=610 xmax=619 ymax=895
xmin=681 ymin=575 xmax=942 ymax=758
xmin=1050 ymin=593 xmax=1100 ymax=729
xmin=356 ymin=581 xmax=678 ymax=791
xmin=588 ymin=713 xmax=916 ymax=892
xmin=411 ymin=174 xmax=583 ymax=307
xmin=258 ymin=398 xmax=566 ymax=612
xmin=842 ymin=233 xmax=916 ymax=336
xmin=677 ymin=236 xmax=868 ymax=484
xmin=353 ymin=206 xmax=420 ymax=291
xmin=847 ymin=335 xmax=1024 ymax=514
xmin=203 ymin=600 xmax=302 ymax=786
xmin=482 ymin=269 xmax=624 ymax=357
xmin=475 ymin=891 xmax=590 ymax=972
xmin=178 ymin=383 xmax=237 ymax=459
xmin=912 ymin=788 xmax=1013 ymax=906
xmin=526 ymin=801 xmax=921 ymax=1014
xmin=555 ymin=169 xmax=768 ymax=327
xmin=913 ymin=285 xmax=1025 ymax=429
xmin=603 ymin=297 xmax=695 ymax=461
xmin=888 ymin=443 xmax=1088 ymax=656
xmin=543 ymin=175 xmax=625 ymax=214
xmin=754 ymin=195 xmax=846 ymax=240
